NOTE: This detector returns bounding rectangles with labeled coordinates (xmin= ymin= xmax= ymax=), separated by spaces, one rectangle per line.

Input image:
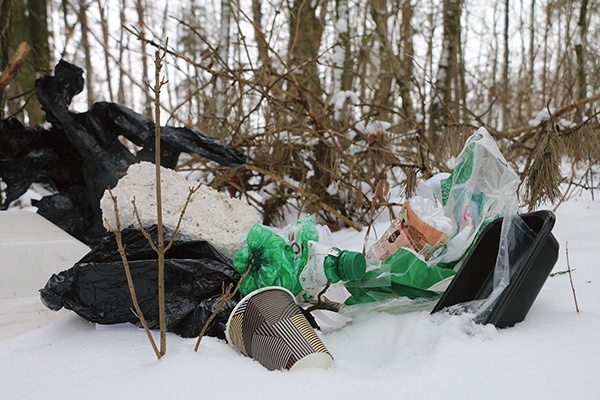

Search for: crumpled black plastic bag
xmin=40 ymin=225 xmax=241 ymax=339
xmin=0 ymin=60 xmax=245 ymax=245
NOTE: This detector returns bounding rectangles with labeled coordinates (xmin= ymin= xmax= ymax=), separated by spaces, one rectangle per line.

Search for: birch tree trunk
xmin=429 ymin=0 xmax=463 ymax=138
xmin=332 ymin=0 xmax=352 ymax=94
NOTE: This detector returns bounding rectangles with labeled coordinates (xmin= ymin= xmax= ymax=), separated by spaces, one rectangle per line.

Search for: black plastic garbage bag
xmin=1 ymin=60 xmax=245 ymax=245
xmin=40 ymin=226 xmax=241 ymax=339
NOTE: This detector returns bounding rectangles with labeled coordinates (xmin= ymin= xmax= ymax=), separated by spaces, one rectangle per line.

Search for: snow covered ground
xmin=1 ymin=195 xmax=599 ymax=400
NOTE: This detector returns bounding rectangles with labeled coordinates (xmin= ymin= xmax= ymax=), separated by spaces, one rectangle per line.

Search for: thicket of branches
xmin=1 ymin=0 xmax=599 ymax=230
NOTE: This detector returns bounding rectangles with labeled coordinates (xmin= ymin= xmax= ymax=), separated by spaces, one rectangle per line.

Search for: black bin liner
xmin=1 ymin=60 xmax=245 ymax=245
xmin=40 ymin=226 xmax=241 ymax=339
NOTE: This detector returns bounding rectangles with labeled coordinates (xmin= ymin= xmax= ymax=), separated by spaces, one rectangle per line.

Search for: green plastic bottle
xmin=299 ymin=240 xmax=366 ymax=300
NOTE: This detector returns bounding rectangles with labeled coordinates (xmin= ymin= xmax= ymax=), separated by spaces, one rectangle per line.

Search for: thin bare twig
xmin=194 ymin=264 xmax=253 ymax=352
xmin=165 ymin=184 xmax=201 ymax=252
xmin=132 ymin=197 xmax=160 ymax=253
xmin=152 ymin=39 xmax=169 ymax=357
xmin=306 ymin=280 xmax=344 ymax=313
xmin=565 ymin=242 xmax=580 ymax=313
xmin=104 ymin=188 xmax=162 ymax=359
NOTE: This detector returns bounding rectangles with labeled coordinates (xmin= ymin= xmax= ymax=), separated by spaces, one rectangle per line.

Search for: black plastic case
xmin=431 ymin=210 xmax=559 ymax=328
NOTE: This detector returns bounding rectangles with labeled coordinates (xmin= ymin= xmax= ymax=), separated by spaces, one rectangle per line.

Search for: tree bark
xmin=97 ymin=0 xmax=114 ymax=102
xmin=252 ymin=0 xmax=269 ymax=70
xmin=9 ymin=0 xmax=46 ymax=125
xmin=0 ymin=0 xmax=13 ymax=120
xmin=332 ymin=0 xmax=352 ymax=94
xmin=575 ymin=0 xmax=589 ymax=102
xmin=27 ymin=0 xmax=50 ymax=73
xmin=117 ymin=0 xmax=127 ymax=104
xmin=429 ymin=0 xmax=463 ymax=137
xmin=501 ymin=0 xmax=510 ymax=130
xmin=288 ymin=0 xmax=325 ymax=108
xmin=401 ymin=0 xmax=414 ymax=78
xmin=370 ymin=0 xmax=415 ymax=122
xmin=136 ymin=0 xmax=153 ymax=117
xmin=215 ymin=0 xmax=231 ymax=121
xmin=79 ymin=0 xmax=94 ymax=107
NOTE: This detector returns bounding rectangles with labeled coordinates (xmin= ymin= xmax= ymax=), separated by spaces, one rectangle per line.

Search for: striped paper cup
xmin=226 ymin=286 xmax=333 ymax=371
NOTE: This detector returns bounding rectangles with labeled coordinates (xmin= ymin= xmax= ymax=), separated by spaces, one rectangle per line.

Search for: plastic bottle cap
xmin=338 ymin=251 xmax=366 ymax=281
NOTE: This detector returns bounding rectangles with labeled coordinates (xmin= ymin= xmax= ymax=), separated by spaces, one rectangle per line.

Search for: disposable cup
xmin=226 ymin=286 xmax=333 ymax=371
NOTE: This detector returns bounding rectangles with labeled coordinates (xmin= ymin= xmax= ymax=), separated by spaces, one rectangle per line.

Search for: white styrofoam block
xmin=0 ymin=211 xmax=91 ymax=300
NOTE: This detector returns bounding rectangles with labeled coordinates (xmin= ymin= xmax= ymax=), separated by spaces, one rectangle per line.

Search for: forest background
xmin=1 ymin=0 xmax=599 ymax=231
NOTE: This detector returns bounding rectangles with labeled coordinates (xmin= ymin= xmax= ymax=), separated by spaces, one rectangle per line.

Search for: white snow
xmin=1 ymin=196 xmax=599 ymax=399
xmin=330 ymin=91 xmax=359 ymax=121
xmin=355 ymin=119 xmax=391 ymax=135
xmin=528 ymin=108 xmax=556 ymax=127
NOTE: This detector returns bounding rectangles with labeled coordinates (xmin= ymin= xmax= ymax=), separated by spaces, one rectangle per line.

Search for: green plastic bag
xmin=233 ymin=215 xmax=321 ymax=297
xmin=233 ymin=224 xmax=301 ymax=296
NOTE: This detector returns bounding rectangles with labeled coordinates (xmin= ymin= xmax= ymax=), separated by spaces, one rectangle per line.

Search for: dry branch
xmin=104 ymin=188 xmax=162 ymax=360
xmin=565 ymin=242 xmax=580 ymax=313
xmin=194 ymin=264 xmax=253 ymax=352
xmin=0 ymin=42 xmax=30 ymax=93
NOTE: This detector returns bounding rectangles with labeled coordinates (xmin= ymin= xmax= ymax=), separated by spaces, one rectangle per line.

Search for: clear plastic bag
xmin=343 ymin=128 xmax=521 ymax=311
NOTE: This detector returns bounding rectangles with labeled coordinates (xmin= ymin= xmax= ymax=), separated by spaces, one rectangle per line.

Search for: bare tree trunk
xmin=429 ymin=0 xmax=463 ymax=138
xmin=78 ymin=0 xmax=94 ymax=107
xmin=371 ymin=0 xmax=393 ymax=122
xmin=0 ymin=0 xmax=13 ymax=120
xmin=118 ymin=0 xmax=127 ymax=104
xmin=251 ymin=0 xmax=269 ymax=69
xmin=332 ymin=0 xmax=352 ymax=94
xmin=216 ymin=0 xmax=231 ymax=122
xmin=97 ymin=0 xmax=114 ymax=102
xmin=288 ymin=0 xmax=325 ymax=108
xmin=575 ymin=0 xmax=589 ymax=102
xmin=528 ymin=0 xmax=535 ymax=118
xmin=136 ymin=0 xmax=153 ymax=117
xmin=27 ymin=0 xmax=50 ymax=73
xmin=501 ymin=0 xmax=510 ymax=130
xmin=371 ymin=0 xmax=415 ymax=122
xmin=401 ymin=0 xmax=414 ymax=78
xmin=542 ymin=3 xmax=551 ymax=105
xmin=9 ymin=0 xmax=45 ymax=124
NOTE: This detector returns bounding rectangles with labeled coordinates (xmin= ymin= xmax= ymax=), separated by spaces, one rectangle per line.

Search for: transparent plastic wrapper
xmin=436 ymin=127 xmax=520 ymax=267
xmin=366 ymin=196 xmax=454 ymax=261
xmin=275 ymin=215 xmax=320 ymax=273
xmin=343 ymin=127 xmax=520 ymax=312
